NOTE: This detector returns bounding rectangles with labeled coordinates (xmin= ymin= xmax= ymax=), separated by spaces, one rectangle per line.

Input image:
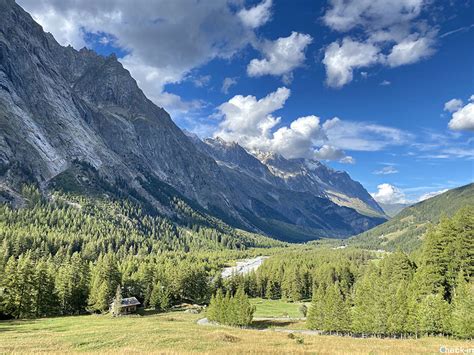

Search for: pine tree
xmin=416 ymin=293 xmax=450 ymax=336
xmin=450 ymin=271 xmax=474 ymax=338
xmin=34 ymin=260 xmax=58 ymax=317
xmin=351 ymin=267 xmax=380 ymax=335
xmin=88 ymin=254 xmax=120 ymax=312
xmin=1 ymin=255 xmax=36 ymax=318
xmin=307 ymin=284 xmax=325 ymax=330
xmin=150 ymin=282 xmax=170 ymax=312
xmin=233 ymin=287 xmax=255 ymax=326
xmin=207 ymin=288 xmax=224 ymax=322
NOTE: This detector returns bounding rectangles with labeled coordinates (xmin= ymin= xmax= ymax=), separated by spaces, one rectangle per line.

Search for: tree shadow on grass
xmin=0 ymin=318 xmax=36 ymax=333
xmin=251 ymin=319 xmax=296 ymax=329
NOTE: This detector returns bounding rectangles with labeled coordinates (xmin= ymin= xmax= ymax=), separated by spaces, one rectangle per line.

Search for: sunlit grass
xmin=1 ymin=311 xmax=471 ymax=354
xmin=251 ymin=297 xmax=308 ymax=318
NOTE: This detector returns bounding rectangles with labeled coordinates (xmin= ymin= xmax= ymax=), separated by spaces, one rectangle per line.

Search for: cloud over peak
xmin=214 ymin=87 xmax=411 ymax=163
xmin=19 ymin=0 xmax=263 ymax=115
xmin=371 ymin=183 xmax=407 ymax=204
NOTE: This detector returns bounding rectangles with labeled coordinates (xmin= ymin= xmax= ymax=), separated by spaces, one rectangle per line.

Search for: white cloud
xmin=373 ymin=166 xmax=398 ymax=175
xmin=216 ymin=87 xmax=291 ymax=143
xmin=447 ymin=96 xmax=474 ymax=132
xmin=323 ymin=0 xmax=424 ymax=33
xmin=386 ymin=35 xmax=436 ymax=67
xmin=215 ymin=88 xmax=334 ymax=160
xmin=215 ymin=87 xmax=411 ymax=162
xmin=322 ymin=117 xmax=413 ymax=151
xmin=380 ymin=80 xmax=391 ymax=86
xmin=418 ymin=189 xmax=448 ymax=202
xmin=314 ymin=145 xmax=354 ymax=164
xmin=192 ymin=75 xmax=211 ymax=88
xmin=371 ymin=183 xmax=407 ymax=204
xmin=238 ymin=0 xmax=272 ymax=29
xmin=444 ymin=98 xmax=463 ymax=113
xmin=221 ymin=77 xmax=238 ymax=94
xmin=323 ymin=38 xmax=380 ymax=88
xmin=321 ymin=0 xmax=436 ymax=87
xmin=29 ymin=7 xmax=87 ymax=49
xmin=270 ymin=116 xmax=327 ymax=159
xmin=18 ymin=0 xmax=261 ymax=115
xmin=247 ymin=32 xmax=313 ymax=82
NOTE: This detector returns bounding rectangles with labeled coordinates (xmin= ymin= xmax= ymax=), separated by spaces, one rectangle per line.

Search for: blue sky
xmin=19 ymin=0 xmax=474 ymax=204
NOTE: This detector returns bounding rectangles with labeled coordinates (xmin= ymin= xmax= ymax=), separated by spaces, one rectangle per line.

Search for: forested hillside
xmin=0 ymin=192 xmax=472 ymax=338
xmin=0 ymin=185 xmax=282 ymax=319
xmin=351 ymin=183 xmax=474 ymax=251
xmin=222 ymin=207 xmax=473 ymax=338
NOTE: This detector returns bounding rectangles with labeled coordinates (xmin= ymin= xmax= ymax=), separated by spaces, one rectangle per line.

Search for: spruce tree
xmin=450 ymin=271 xmax=474 ymax=338
xmin=150 ymin=282 xmax=170 ymax=312
xmin=34 ymin=260 xmax=58 ymax=317
xmin=416 ymin=293 xmax=450 ymax=336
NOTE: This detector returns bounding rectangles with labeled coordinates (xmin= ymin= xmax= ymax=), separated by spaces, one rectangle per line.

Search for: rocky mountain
xmin=0 ymin=0 xmax=386 ymax=242
xmin=188 ymin=134 xmax=385 ymax=218
xmin=351 ymin=183 xmax=474 ymax=251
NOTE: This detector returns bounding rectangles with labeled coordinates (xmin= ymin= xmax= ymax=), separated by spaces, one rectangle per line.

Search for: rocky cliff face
xmin=0 ymin=0 xmax=386 ymax=241
xmin=189 ymin=135 xmax=385 ymax=218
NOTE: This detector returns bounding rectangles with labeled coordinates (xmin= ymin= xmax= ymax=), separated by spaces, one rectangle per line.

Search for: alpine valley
xmin=0 ymin=0 xmax=386 ymax=243
xmin=1 ymin=0 xmax=473 ymax=352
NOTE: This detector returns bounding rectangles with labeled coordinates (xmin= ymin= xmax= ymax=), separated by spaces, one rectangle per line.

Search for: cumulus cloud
xmin=444 ymin=98 xmax=463 ymax=113
xmin=321 ymin=0 xmax=437 ymax=87
xmin=247 ymin=32 xmax=313 ymax=82
xmin=18 ymin=0 xmax=260 ymax=115
xmin=215 ymin=87 xmax=410 ymax=163
xmin=323 ymin=38 xmax=380 ymax=88
xmin=270 ymin=116 xmax=327 ymax=159
xmin=221 ymin=77 xmax=238 ymax=94
xmin=373 ymin=165 xmax=398 ymax=175
xmin=238 ymin=0 xmax=272 ymax=29
xmin=446 ymin=96 xmax=474 ymax=132
xmin=371 ymin=183 xmax=407 ymax=204
xmin=380 ymin=80 xmax=391 ymax=86
xmin=386 ymin=35 xmax=436 ymax=67
xmin=418 ymin=189 xmax=448 ymax=202
xmin=216 ymin=87 xmax=290 ymax=143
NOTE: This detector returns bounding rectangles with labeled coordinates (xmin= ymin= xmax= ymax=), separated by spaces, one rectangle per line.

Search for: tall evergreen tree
xmin=450 ymin=271 xmax=474 ymax=338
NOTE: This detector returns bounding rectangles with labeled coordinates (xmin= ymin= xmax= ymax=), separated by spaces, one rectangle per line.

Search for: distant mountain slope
xmin=379 ymin=202 xmax=410 ymax=217
xmin=351 ymin=183 xmax=474 ymax=251
xmin=188 ymin=134 xmax=385 ymax=218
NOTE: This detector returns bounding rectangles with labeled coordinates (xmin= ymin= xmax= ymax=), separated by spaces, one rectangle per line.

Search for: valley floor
xmin=0 ymin=310 xmax=471 ymax=354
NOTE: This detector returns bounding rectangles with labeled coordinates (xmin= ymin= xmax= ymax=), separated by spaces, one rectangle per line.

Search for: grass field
xmin=251 ymin=297 xmax=308 ymax=318
xmin=0 ymin=311 xmax=472 ymax=354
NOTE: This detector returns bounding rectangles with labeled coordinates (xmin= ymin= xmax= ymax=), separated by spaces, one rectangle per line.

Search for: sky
xmin=18 ymin=0 xmax=474 ymax=204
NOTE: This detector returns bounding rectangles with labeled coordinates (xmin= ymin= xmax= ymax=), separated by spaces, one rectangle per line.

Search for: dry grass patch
xmin=208 ymin=331 xmax=241 ymax=343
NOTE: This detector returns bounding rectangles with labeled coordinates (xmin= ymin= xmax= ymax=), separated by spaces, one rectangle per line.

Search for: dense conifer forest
xmin=0 ymin=185 xmax=472 ymax=339
xmin=221 ymin=207 xmax=473 ymax=338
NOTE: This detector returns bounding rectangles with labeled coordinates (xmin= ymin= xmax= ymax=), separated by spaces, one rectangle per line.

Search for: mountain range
xmin=0 ymin=0 xmax=386 ymax=242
